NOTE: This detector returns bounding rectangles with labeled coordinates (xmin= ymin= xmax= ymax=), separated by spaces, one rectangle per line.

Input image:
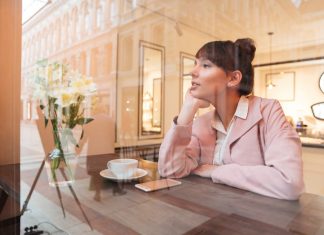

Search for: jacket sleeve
xmin=211 ymin=100 xmax=305 ymax=200
xmin=158 ymin=119 xmax=200 ymax=178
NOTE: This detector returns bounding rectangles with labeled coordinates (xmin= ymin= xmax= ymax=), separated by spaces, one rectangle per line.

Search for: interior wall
xmin=254 ymin=43 xmax=324 ymax=65
xmin=0 ymin=0 xmax=21 ymax=165
xmin=254 ymin=61 xmax=324 ymax=129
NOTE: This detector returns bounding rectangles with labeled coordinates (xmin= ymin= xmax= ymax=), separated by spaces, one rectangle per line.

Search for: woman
xmin=158 ymin=38 xmax=304 ymax=200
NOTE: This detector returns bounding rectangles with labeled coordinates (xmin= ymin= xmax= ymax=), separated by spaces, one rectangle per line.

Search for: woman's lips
xmin=191 ymin=82 xmax=200 ymax=90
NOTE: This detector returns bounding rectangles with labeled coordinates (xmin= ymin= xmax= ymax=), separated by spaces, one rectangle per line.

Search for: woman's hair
xmin=195 ymin=38 xmax=256 ymax=95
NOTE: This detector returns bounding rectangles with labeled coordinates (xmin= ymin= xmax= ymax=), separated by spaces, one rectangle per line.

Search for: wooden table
xmin=14 ymin=154 xmax=324 ymax=234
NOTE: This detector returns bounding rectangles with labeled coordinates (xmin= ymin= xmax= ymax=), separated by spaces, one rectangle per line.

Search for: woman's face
xmin=190 ymin=57 xmax=231 ymax=103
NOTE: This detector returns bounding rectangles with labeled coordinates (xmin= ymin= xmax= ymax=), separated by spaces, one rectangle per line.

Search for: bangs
xmin=195 ymin=41 xmax=235 ymax=71
xmin=195 ymin=46 xmax=208 ymax=59
xmin=195 ymin=43 xmax=218 ymax=62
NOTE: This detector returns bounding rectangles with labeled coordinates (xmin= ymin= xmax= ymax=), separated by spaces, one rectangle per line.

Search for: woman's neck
xmin=213 ymin=91 xmax=241 ymax=130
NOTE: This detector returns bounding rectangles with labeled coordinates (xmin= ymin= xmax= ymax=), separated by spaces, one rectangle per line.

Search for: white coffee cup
xmin=107 ymin=158 xmax=138 ymax=179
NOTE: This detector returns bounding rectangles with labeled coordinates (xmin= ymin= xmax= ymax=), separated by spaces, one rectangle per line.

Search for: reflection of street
xmin=20 ymin=120 xmax=45 ymax=163
xmin=21 ymin=119 xmax=91 ymax=163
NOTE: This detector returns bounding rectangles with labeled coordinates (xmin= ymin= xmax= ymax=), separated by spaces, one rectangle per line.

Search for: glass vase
xmin=45 ymin=152 xmax=77 ymax=187
xmin=45 ymin=128 xmax=78 ymax=187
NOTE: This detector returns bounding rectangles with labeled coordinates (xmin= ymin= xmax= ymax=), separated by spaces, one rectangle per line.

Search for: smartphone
xmin=135 ymin=179 xmax=182 ymax=192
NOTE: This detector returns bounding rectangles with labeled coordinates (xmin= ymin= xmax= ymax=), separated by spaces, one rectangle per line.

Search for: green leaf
xmin=51 ymin=157 xmax=60 ymax=170
xmin=62 ymin=106 xmax=69 ymax=116
xmin=76 ymin=118 xmax=94 ymax=125
xmin=77 ymin=129 xmax=85 ymax=144
xmin=48 ymin=96 xmax=57 ymax=103
xmin=80 ymin=129 xmax=84 ymax=140
xmin=84 ymin=118 xmax=94 ymax=124
xmin=70 ymin=123 xmax=77 ymax=129
xmin=36 ymin=59 xmax=48 ymax=66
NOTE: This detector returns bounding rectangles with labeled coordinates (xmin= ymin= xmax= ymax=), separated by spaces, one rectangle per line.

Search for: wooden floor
xmin=20 ymin=159 xmax=98 ymax=234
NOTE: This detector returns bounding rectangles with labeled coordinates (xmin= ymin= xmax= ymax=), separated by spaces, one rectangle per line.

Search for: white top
xmin=211 ymin=96 xmax=249 ymax=165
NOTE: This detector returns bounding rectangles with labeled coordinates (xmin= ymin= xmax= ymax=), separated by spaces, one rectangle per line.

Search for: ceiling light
xmin=266 ymin=32 xmax=276 ymax=89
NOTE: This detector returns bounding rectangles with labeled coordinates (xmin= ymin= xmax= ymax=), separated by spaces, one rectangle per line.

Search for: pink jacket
xmin=158 ymin=96 xmax=305 ymax=200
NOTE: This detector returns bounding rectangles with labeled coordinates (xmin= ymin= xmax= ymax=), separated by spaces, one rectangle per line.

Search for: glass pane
xmin=12 ymin=1 xmax=324 ymax=231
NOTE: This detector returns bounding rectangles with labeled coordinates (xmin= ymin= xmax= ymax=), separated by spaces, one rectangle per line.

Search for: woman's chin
xmin=190 ymin=89 xmax=203 ymax=99
xmin=190 ymin=87 xmax=199 ymax=94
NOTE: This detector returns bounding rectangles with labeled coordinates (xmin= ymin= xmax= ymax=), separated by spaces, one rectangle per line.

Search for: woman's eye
xmin=203 ymin=64 xmax=210 ymax=68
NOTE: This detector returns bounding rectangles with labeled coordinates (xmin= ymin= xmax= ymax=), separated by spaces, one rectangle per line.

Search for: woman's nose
xmin=190 ymin=64 xmax=199 ymax=77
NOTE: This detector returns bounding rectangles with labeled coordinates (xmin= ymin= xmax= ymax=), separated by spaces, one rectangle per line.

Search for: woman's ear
xmin=227 ymin=70 xmax=242 ymax=88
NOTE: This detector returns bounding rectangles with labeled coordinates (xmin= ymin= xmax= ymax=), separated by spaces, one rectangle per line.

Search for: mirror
xmin=180 ymin=53 xmax=195 ymax=106
xmin=311 ymin=102 xmax=324 ymax=120
xmin=139 ymin=41 xmax=164 ymax=139
xmin=320 ymin=72 xmax=324 ymax=93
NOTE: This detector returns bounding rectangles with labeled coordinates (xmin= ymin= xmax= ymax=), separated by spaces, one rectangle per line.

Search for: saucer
xmin=100 ymin=168 xmax=148 ymax=181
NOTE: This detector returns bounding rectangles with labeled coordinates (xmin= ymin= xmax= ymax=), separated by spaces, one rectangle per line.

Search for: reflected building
xmin=22 ymin=0 xmax=122 ymax=160
xmin=21 ymin=0 xmax=214 ymax=161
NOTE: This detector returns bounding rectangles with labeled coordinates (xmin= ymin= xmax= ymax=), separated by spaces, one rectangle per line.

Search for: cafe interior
xmin=1 ymin=0 xmax=324 ymax=234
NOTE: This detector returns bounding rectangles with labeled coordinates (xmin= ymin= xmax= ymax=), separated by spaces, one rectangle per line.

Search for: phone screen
xmin=135 ymin=179 xmax=181 ymax=192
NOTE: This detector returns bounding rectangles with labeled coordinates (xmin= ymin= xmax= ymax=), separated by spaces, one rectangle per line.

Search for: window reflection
xmin=139 ymin=41 xmax=164 ymax=138
xmin=180 ymin=53 xmax=195 ymax=106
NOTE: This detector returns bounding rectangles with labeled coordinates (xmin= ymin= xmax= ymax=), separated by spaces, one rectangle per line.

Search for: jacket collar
xmin=211 ymin=96 xmax=249 ymax=134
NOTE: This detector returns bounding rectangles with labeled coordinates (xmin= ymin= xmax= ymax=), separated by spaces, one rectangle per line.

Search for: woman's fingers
xmin=184 ymin=89 xmax=210 ymax=109
xmin=192 ymin=164 xmax=217 ymax=178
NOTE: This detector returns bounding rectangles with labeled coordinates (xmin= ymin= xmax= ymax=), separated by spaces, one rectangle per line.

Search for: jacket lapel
xmin=223 ymin=97 xmax=263 ymax=163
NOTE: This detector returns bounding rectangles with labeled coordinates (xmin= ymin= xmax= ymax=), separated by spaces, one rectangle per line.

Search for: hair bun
xmin=235 ymin=38 xmax=256 ymax=62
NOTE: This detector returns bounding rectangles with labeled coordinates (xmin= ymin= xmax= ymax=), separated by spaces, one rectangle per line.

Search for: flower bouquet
xmin=31 ymin=59 xmax=97 ymax=186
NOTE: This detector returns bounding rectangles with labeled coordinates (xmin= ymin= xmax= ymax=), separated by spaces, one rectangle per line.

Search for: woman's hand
xmin=177 ymin=89 xmax=210 ymax=125
xmin=184 ymin=89 xmax=210 ymax=109
xmin=192 ymin=164 xmax=217 ymax=178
